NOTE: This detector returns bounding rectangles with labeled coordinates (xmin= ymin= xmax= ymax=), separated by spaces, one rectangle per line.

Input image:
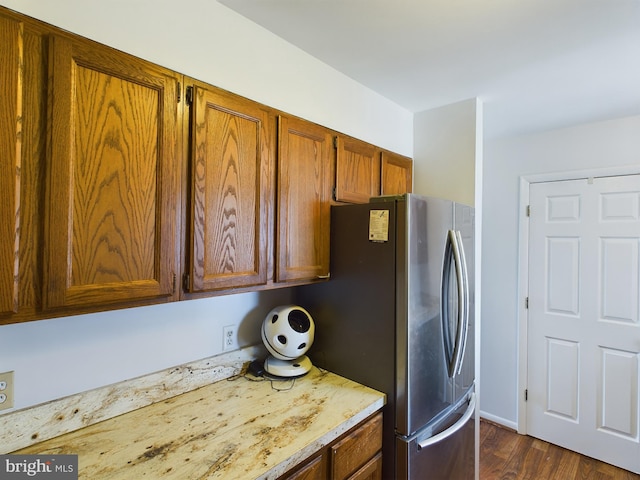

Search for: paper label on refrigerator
xmin=369 ymin=210 xmax=389 ymax=242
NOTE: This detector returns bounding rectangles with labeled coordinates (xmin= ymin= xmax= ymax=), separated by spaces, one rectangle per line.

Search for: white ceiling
xmin=219 ymin=0 xmax=640 ymax=138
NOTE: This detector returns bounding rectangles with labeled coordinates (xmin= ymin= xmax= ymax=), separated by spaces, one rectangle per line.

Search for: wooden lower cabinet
xmin=280 ymin=412 xmax=383 ymax=480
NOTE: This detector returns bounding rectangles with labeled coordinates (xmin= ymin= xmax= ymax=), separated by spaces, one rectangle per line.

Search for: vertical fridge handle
xmin=441 ymin=230 xmax=469 ymax=378
xmin=453 ymin=230 xmax=470 ymax=376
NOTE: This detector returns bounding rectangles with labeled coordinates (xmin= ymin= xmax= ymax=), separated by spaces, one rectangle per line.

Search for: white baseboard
xmin=479 ymin=410 xmax=518 ymax=431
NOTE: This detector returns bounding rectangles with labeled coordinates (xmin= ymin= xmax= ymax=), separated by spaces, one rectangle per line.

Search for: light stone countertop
xmin=14 ymin=367 xmax=386 ymax=479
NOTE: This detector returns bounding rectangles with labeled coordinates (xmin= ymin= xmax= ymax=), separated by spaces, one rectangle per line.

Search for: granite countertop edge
xmin=5 ymin=348 xmax=386 ymax=480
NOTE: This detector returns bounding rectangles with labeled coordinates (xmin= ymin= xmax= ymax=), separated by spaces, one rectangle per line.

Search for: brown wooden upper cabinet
xmin=381 ymin=150 xmax=413 ymax=196
xmin=334 ymin=136 xmax=381 ymax=203
xmin=0 ymin=15 xmax=22 ymax=314
xmin=335 ymin=137 xmax=413 ymax=204
xmin=43 ymin=34 xmax=181 ymax=310
xmin=276 ymin=115 xmax=332 ymax=283
xmin=186 ymin=83 xmax=269 ymax=292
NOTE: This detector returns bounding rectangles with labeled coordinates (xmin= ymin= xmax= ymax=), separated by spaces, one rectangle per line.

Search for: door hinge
xmin=185 ymin=86 xmax=193 ymax=106
xmin=172 ymin=273 xmax=177 ymax=294
xmin=525 ymin=297 xmax=529 ymax=309
xmin=526 ymin=205 xmax=531 ymax=217
xmin=332 ymin=186 xmax=337 ymax=201
xmin=177 ymin=82 xmax=181 ymax=103
xmin=183 ymin=273 xmax=190 ymax=292
xmin=525 ymin=389 xmax=528 ymax=401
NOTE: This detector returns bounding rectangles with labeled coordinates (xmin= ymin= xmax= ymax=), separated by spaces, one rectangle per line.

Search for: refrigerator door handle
xmin=453 ymin=230 xmax=470 ymax=376
xmin=442 ymin=229 xmax=466 ymax=377
xmin=417 ymin=392 xmax=476 ymax=450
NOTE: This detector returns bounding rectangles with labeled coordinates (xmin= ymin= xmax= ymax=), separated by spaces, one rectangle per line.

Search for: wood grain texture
xmin=480 ymin=420 xmax=640 ymax=479
xmin=381 ymin=151 xmax=412 ymax=196
xmin=276 ymin=115 xmax=331 ymax=282
xmin=44 ymin=34 xmax=179 ymax=309
xmin=189 ymin=85 xmax=268 ymax=291
xmin=335 ymin=136 xmax=380 ymax=204
xmin=285 ymin=454 xmax=326 ymax=480
xmin=0 ymin=15 xmax=22 ymax=314
xmin=330 ymin=412 xmax=382 ymax=480
xmin=347 ymin=453 xmax=382 ymax=480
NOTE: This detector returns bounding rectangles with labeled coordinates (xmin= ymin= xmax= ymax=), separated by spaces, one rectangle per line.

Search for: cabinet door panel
xmin=188 ymin=86 xmax=268 ymax=291
xmin=381 ymin=151 xmax=412 ymax=196
xmin=335 ymin=137 xmax=380 ymax=203
xmin=346 ymin=452 xmax=382 ymax=480
xmin=44 ymin=35 xmax=179 ymax=309
xmin=283 ymin=454 xmax=326 ymax=480
xmin=277 ymin=116 xmax=331 ymax=282
xmin=331 ymin=412 xmax=383 ymax=480
xmin=0 ymin=15 xmax=22 ymax=314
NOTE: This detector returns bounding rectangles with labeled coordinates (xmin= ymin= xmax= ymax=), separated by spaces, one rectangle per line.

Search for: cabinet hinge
xmin=525 ymin=297 xmax=529 ymax=309
xmin=172 ymin=273 xmax=177 ymax=294
xmin=525 ymin=389 xmax=528 ymax=401
xmin=332 ymin=186 xmax=337 ymax=201
xmin=177 ymin=82 xmax=181 ymax=103
xmin=185 ymin=86 xmax=194 ymax=106
xmin=526 ymin=205 xmax=531 ymax=217
xmin=333 ymin=136 xmax=338 ymax=149
xmin=183 ymin=273 xmax=190 ymax=292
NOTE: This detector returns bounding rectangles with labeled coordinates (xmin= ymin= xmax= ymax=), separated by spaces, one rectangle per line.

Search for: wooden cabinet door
xmin=0 ymin=15 xmax=22 ymax=314
xmin=283 ymin=454 xmax=326 ymax=480
xmin=187 ymin=85 xmax=269 ymax=292
xmin=346 ymin=453 xmax=382 ymax=480
xmin=335 ymin=137 xmax=380 ymax=203
xmin=44 ymin=35 xmax=180 ymax=309
xmin=330 ymin=412 xmax=383 ymax=480
xmin=381 ymin=151 xmax=412 ymax=196
xmin=276 ymin=115 xmax=331 ymax=282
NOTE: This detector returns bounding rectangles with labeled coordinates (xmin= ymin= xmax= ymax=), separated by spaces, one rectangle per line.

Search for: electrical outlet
xmin=223 ymin=325 xmax=238 ymax=351
xmin=0 ymin=371 xmax=14 ymax=411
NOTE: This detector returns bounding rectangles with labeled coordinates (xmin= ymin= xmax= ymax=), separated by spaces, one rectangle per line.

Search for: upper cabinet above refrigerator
xmin=335 ymin=136 xmax=412 ymax=203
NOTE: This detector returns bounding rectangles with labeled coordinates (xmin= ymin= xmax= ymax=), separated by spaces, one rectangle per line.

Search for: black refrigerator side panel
xmin=295 ymin=201 xmax=398 ymax=479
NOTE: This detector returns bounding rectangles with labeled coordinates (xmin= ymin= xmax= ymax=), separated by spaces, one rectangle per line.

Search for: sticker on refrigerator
xmin=369 ymin=210 xmax=389 ymax=242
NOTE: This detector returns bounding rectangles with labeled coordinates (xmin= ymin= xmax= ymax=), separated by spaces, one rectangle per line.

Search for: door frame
xmin=516 ymin=165 xmax=640 ymax=434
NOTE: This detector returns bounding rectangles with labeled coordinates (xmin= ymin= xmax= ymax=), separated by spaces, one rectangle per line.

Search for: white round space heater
xmin=261 ymin=305 xmax=315 ymax=377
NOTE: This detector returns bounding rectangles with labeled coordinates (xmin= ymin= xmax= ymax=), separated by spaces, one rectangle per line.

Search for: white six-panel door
xmin=527 ymin=175 xmax=640 ymax=474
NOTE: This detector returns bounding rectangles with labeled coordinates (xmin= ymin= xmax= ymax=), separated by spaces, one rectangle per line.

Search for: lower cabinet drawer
xmin=346 ymin=452 xmax=382 ymax=480
xmin=330 ymin=412 xmax=383 ymax=480
xmin=286 ymin=454 xmax=326 ymax=480
xmin=278 ymin=411 xmax=383 ymax=480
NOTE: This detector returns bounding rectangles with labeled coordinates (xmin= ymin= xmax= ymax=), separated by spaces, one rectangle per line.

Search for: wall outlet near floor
xmin=223 ymin=325 xmax=238 ymax=351
xmin=0 ymin=371 xmax=14 ymax=411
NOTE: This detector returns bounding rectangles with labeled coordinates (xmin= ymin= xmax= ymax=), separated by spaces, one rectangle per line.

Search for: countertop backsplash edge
xmin=0 ymin=344 xmax=266 ymax=453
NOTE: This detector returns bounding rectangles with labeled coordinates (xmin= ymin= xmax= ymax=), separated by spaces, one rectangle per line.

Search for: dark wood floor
xmin=480 ymin=420 xmax=640 ymax=480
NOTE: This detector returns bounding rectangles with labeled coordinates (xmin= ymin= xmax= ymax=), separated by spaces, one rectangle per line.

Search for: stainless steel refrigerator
xmin=295 ymin=193 xmax=476 ymax=479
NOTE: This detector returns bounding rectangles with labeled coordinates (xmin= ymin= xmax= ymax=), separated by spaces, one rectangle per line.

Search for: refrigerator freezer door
xmin=397 ymin=392 xmax=476 ymax=479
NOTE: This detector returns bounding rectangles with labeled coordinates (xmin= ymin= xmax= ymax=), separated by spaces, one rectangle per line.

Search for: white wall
xmin=0 ymin=0 xmax=413 ymax=412
xmin=481 ymin=115 xmax=640 ymax=427
xmin=0 ymin=0 xmax=412 ymax=156
xmin=413 ymin=99 xmax=480 ymax=206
